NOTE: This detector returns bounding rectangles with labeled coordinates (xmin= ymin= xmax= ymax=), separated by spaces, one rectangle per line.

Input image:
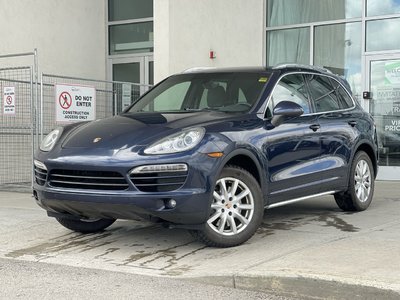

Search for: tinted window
xmin=331 ymin=79 xmax=354 ymax=109
xmin=306 ymin=75 xmax=340 ymax=112
xmin=267 ymin=74 xmax=310 ymax=117
xmin=141 ymin=81 xmax=190 ymax=112
xmin=128 ymin=72 xmax=270 ymax=113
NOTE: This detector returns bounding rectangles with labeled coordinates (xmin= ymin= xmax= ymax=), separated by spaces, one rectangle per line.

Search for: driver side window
xmin=266 ymin=74 xmax=311 ymax=118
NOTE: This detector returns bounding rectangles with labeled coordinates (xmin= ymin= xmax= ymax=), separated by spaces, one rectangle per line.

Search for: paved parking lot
xmin=1 ymin=181 xmax=400 ymax=299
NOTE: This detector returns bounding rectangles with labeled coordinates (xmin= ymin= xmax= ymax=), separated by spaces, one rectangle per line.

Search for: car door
xmin=263 ymin=73 xmax=322 ymax=204
xmin=305 ymin=74 xmax=359 ymax=192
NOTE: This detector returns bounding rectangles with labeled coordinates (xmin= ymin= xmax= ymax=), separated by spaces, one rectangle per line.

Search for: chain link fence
xmin=0 ymin=70 xmax=151 ymax=191
xmin=40 ymin=74 xmax=150 ymax=137
xmin=0 ymin=67 xmax=34 ymax=190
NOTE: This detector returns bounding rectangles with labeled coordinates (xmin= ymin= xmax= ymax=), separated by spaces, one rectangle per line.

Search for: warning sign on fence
xmin=55 ymin=84 xmax=96 ymax=122
xmin=3 ymin=86 xmax=15 ymax=115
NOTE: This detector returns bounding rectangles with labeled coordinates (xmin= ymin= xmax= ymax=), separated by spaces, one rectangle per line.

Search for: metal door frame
xmin=364 ymin=53 xmax=400 ymax=180
xmin=108 ymin=55 xmax=153 ymax=94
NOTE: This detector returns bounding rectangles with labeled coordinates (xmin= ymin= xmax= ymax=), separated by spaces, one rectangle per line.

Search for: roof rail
xmin=182 ymin=67 xmax=217 ymax=73
xmin=273 ymin=63 xmax=333 ymax=74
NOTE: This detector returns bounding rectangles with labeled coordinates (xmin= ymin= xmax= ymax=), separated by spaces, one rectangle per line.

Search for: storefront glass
xmin=267 ymin=27 xmax=310 ymax=66
xmin=366 ymin=18 xmax=400 ymax=52
xmin=267 ymin=0 xmax=361 ymax=26
xmin=367 ymin=0 xmax=400 ymax=17
xmin=108 ymin=0 xmax=153 ymax=21
xmin=314 ymin=22 xmax=362 ymax=97
xmin=109 ymin=22 xmax=154 ymax=55
xmin=369 ymin=58 xmax=400 ymax=167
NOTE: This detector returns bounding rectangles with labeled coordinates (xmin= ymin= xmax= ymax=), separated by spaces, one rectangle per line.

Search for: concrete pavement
xmin=0 ymin=181 xmax=399 ymax=299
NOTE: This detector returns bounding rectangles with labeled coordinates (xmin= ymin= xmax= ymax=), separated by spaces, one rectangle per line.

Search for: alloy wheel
xmin=207 ymin=177 xmax=255 ymax=236
xmin=354 ymin=159 xmax=371 ymax=203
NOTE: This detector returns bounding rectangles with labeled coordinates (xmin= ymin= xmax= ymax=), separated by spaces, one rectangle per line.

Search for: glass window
xmin=314 ymin=22 xmax=362 ymax=98
xmin=128 ymin=73 xmax=270 ymax=114
xmin=369 ymin=59 xmax=400 ymax=166
xmin=267 ymin=0 xmax=361 ymax=27
xmin=268 ymin=74 xmax=311 ymax=117
xmin=306 ymin=75 xmax=340 ymax=112
xmin=109 ymin=22 xmax=154 ymax=55
xmin=199 ymin=82 xmax=227 ymax=109
xmin=366 ymin=18 xmax=400 ymax=52
xmin=367 ymin=0 xmax=400 ymax=17
xmin=336 ymin=85 xmax=354 ymax=108
xmin=108 ymin=0 xmax=153 ymax=21
xmin=267 ymin=27 xmax=310 ymax=66
xmin=143 ymin=81 xmax=191 ymax=112
xmin=148 ymin=61 xmax=154 ymax=85
xmin=112 ymin=63 xmax=140 ymax=83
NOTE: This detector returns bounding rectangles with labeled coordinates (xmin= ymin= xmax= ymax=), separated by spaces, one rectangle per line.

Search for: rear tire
xmin=335 ymin=151 xmax=375 ymax=211
xmin=56 ymin=217 xmax=116 ymax=233
xmin=191 ymin=165 xmax=264 ymax=247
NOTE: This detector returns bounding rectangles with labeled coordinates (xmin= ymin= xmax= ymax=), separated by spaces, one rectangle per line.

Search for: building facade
xmin=1 ymin=0 xmax=400 ymax=180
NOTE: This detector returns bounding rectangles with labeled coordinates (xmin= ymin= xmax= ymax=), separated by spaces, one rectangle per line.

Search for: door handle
xmin=309 ymin=124 xmax=320 ymax=132
xmin=348 ymin=120 xmax=357 ymax=127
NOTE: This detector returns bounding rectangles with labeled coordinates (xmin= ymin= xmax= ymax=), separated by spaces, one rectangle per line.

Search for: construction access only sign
xmin=55 ymin=84 xmax=96 ymax=122
xmin=3 ymin=86 xmax=16 ymax=115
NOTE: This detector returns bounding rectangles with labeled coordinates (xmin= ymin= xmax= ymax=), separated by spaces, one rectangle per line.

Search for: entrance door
xmin=109 ymin=56 xmax=153 ymax=92
xmin=365 ymin=54 xmax=400 ymax=180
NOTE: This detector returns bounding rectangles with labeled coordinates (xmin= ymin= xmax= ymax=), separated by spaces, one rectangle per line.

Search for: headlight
xmin=144 ymin=127 xmax=205 ymax=154
xmin=40 ymin=128 xmax=63 ymax=152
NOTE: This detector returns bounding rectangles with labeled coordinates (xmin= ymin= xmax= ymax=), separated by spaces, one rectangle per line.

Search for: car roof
xmin=182 ymin=64 xmax=334 ymax=76
xmin=180 ymin=64 xmax=352 ymax=94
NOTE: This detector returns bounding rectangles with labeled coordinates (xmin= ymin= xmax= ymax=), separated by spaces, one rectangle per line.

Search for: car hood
xmin=61 ymin=111 xmax=234 ymax=149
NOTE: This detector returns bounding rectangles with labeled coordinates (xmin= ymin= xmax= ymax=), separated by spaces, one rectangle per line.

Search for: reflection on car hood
xmin=61 ymin=111 xmax=233 ymax=149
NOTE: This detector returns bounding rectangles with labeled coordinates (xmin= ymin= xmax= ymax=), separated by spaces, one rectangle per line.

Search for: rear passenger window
xmin=267 ymin=74 xmax=311 ymax=117
xmin=336 ymin=85 xmax=354 ymax=109
xmin=306 ymin=75 xmax=340 ymax=113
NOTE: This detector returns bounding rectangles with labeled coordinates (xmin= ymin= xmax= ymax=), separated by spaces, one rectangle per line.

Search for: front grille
xmin=49 ymin=170 xmax=129 ymax=190
xmin=34 ymin=166 xmax=48 ymax=186
xmin=130 ymin=171 xmax=188 ymax=192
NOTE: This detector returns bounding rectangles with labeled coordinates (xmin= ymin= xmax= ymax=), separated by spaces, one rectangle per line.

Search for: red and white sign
xmin=3 ymin=86 xmax=15 ymax=115
xmin=55 ymin=84 xmax=96 ymax=123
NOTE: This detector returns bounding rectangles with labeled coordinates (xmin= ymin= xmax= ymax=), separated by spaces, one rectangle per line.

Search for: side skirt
xmin=265 ymin=191 xmax=338 ymax=209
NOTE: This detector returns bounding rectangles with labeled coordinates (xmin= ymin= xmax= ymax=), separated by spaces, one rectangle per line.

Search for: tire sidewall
xmin=349 ymin=151 xmax=375 ymax=211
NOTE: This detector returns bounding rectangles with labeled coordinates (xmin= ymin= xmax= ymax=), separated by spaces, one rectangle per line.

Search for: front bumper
xmin=33 ymin=149 xmax=223 ymax=226
xmin=33 ymin=186 xmax=211 ymax=225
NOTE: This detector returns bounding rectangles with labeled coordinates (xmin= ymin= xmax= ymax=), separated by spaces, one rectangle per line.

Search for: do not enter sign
xmin=55 ymin=84 xmax=96 ymax=123
xmin=3 ymin=86 xmax=16 ymax=115
xmin=59 ymin=92 xmax=72 ymax=109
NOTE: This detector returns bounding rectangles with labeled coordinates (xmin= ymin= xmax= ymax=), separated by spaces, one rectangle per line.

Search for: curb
xmin=189 ymin=275 xmax=400 ymax=300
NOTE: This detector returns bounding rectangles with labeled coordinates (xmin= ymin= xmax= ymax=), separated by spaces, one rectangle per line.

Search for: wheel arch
xmin=353 ymin=141 xmax=378 ymax=179
xmin=216 ymin=148 xmax=268 ymax=203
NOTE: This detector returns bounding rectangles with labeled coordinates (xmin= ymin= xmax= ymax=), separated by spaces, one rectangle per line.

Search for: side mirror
xmin=271 ymin=101 xmax=304 ymax=127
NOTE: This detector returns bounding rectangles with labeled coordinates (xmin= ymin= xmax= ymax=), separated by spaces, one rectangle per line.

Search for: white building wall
xmin=154 ymin=0 xmax=265 ymax=83
xmin=0 ymin=0 xmax=107 ymax=80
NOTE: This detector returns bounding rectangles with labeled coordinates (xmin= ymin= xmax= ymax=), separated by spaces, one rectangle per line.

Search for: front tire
xmin=56 ymin=217 xmax=116 ymax=233
xmin=335 ymin=151 xmax=375 ymax=211
xmin=192 ymin=165 xmax=264 ymax=247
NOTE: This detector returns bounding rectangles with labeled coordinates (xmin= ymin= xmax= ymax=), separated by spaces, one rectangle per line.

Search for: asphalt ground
xmin=0 ymin=181 xmax=399 ymax=299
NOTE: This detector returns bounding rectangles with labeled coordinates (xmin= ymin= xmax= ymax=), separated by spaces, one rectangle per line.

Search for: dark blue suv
xmin=33 ymin=65 xmax=378 ymax=247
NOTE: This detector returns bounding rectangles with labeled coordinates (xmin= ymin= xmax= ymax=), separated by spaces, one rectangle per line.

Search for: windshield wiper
xmin=183 ymin=107 xmax=214 ymax=111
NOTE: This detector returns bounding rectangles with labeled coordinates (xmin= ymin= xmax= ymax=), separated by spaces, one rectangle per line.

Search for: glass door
xmin=108 ymin=56 xmax=153 ymax=113
xmin=109 ymin=55 xmax=153 ymax=87
xmin=366 ymin=54 xmax=400 ymax=180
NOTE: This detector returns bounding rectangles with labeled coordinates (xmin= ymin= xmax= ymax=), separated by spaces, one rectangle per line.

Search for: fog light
xmin=166 ymin=199 xmax=177 ymax=209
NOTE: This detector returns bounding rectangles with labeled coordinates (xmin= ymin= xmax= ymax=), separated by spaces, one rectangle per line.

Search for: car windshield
xmin=127 ymin=72 xmax=270 ymax=113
